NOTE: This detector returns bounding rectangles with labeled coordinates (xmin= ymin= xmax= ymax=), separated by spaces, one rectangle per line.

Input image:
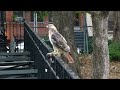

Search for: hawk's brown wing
xmin=51 ymin=32 xmax=69 ymax=52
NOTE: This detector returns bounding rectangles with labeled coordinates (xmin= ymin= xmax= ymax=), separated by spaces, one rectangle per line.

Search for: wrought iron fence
xmin=24 ymin=21 xmax=80 ymax=79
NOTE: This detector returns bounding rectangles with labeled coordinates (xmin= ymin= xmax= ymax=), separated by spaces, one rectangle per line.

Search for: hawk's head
xmin=46 ymin=24 xmax=57 ymax=32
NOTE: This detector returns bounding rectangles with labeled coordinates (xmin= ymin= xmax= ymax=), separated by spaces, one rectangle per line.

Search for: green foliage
xmin=36 ymin=11 xmax=49 ymax=21
xmin=12 ymin=14 xmax=17 ymax=19
xmin=109 ymin=42 xmax=120 ymax=61
xmin=87 ymin=38 xmax=120 ymax=61
xmin=87 ymin=37 xmax=112 ymax=54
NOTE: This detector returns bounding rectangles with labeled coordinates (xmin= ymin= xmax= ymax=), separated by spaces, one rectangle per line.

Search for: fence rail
xmin=24 ymin=21 xmax=80 ymax=79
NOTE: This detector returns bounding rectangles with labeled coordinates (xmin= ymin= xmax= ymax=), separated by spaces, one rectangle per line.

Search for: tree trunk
xmin=113 ymin=11 xmax=120 ymax=42
xmin=52 ymin=11 xmax=82 ymax=78
xmin=90 ymin=11 xmax=110 ymax=79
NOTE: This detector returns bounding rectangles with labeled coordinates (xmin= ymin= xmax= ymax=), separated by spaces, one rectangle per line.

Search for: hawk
xmin=46 ymin=24 xmax=74 ymax=63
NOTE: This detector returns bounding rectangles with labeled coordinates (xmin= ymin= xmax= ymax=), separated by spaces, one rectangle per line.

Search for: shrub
xmin=109 ymin=42 xmax=120 ymax=61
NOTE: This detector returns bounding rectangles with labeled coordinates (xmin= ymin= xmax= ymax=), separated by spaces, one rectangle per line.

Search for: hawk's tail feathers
xmin=66 ymin=53 xmax=74 ymax=63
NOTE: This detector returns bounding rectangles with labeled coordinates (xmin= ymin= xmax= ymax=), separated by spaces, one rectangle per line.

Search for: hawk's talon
xmin=47 ymin=53 xmax=52 ymax=56
xmin=46 ymin=53 xmax=53 ymax=59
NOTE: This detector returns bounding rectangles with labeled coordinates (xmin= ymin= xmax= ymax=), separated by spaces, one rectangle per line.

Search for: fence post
xmin=85 ymin=13 xmax=89 ymax=54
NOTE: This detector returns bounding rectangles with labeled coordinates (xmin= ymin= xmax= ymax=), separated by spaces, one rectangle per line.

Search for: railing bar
xmin=25 ymin=28 xmax=58 ymax=79
xmin=0 ymin=52 xmax=30 ymax=56
xmin=0 ymin=69 xmax=38 ymax=75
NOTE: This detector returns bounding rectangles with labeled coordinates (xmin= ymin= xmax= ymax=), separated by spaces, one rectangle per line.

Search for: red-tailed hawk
xmin=46 ymin=24 xmax=74 ymax=63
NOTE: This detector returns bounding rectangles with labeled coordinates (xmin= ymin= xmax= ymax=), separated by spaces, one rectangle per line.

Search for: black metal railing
xmin=24 ymin=21 xmax=80 ymax=79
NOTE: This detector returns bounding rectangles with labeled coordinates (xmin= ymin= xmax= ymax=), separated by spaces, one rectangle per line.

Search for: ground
xmin=79 ymin=54 xmax=120 ymax=79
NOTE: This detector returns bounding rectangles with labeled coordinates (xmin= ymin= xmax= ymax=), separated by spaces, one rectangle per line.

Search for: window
xmin=31 ymin=11 xmax=34 ymax=22
xmin=13 ymin=11 xmax=23 ymax=22
xmin=13 ymin=11 xmax=23 ymax=17
xmin=0 ymin=11 xmax=6 ymax=22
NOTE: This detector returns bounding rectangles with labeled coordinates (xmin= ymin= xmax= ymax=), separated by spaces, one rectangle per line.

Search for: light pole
xmin=34 ymin=11 xmax=38 ymax=33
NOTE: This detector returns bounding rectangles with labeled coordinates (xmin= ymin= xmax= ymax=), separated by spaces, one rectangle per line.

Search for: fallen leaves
xmin=79 ymin=54 xmax=120 ymax=79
